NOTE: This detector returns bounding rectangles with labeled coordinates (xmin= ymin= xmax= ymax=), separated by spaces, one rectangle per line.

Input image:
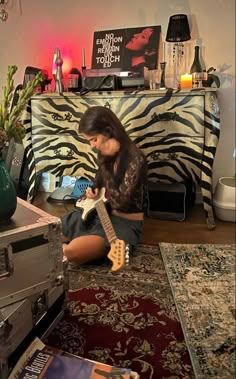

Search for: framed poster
xmin=91 ymin=25 xmax=161 ymax=75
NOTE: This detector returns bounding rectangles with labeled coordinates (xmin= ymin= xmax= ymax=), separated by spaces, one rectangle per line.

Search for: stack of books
xmin=9 ymin=337 xmax=139 ymax=379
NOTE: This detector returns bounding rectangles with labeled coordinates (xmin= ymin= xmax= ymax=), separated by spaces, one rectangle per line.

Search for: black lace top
xmin=94 ymin=145 xmax=147 ymax=213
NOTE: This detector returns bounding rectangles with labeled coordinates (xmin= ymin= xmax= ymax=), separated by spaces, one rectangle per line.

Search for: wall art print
xmin=91 ymin=25 xmax=161 ymax=74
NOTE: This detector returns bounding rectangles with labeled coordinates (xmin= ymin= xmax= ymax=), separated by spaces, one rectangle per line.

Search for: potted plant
xmin=202 ymin=67 xmax=220 ymax=88
xmin=0 ymin=65 xmax=45 ymax=154
xmin=0 ymin=65 xmax=45 ymax=221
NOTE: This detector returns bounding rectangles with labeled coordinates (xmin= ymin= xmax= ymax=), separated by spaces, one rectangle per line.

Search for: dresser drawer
xmin=31 ymin=98 xmax=82 ymax=136
xmin=31 ymin=96 xmax=112 ymax=135
xmin=32 ymin=132 xmax=203 ymax=184
xmin=124 ymin=94 xmax=205 ymax=138
xmin=135 ymin=135 xmax=204 ymax=183
xmin=31 ymin=93 xmax=205 ymax=138
xmin=32 ymin=134 xmax=97 ymax=179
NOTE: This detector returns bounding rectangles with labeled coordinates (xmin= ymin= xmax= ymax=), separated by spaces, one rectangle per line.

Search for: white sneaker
xmin=62 ymin=243 xmax=68 ymax=263
xmin=62 ymin=255 xmax=68 ymax=263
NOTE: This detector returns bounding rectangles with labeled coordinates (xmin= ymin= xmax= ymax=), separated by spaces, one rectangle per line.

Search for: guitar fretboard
xmin=95 ymin=200 xmax=117 ymax=243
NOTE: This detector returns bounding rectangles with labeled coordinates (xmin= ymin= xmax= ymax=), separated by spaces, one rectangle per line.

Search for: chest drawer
xmin=32 ymin=134 xmax=97 ymax=180
xmin=31 ymin=96 xmax=112 ymax=135
xmin=123 ymin=94 xmax=205 ymax=138
xmin=31 ymin=98 xmax=82 ymax=136
xmin=31 ymin=93 xmax=205 ymax=138
xmin=135 ymin=135 xmax=204 ymax=183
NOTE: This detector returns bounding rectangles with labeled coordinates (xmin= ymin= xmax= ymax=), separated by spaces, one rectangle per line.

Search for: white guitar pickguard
xmin=75 ymin=187 xmax=129 ymax=272
xmin=76 ymin=187 xmax=108 ymax=221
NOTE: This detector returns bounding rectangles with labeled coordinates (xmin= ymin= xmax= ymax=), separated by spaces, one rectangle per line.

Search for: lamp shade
xmin=166 ymin=14 xmax=191 ymax=42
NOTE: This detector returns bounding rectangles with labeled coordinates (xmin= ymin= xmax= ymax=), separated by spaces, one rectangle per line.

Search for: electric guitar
xmin=76 ymin=188 xmax=129 ymax=272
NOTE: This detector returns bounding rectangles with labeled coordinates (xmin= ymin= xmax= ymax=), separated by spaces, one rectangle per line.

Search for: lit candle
xmin=162 ymin=42 xmax=165 ymax=62
xmin=82 ymin=48 xmax=85 ymax=67
xmin=180 ymin=73 xmax=192 ymax=89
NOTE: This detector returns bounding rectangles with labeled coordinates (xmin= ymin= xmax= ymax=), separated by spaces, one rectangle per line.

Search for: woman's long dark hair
xmin=79 ymin=106 xmax=137 ymax=188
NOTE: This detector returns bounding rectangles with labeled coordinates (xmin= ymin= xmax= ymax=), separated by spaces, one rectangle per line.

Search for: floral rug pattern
xmin=45 ymin=244 xmax=194 ymax=379
xmin=159 ymin=243 xmax=236 ymax=379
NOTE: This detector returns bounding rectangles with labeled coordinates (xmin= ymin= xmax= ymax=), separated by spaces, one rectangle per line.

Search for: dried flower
xmin=0 ymin=65 xmax=45 ymax=152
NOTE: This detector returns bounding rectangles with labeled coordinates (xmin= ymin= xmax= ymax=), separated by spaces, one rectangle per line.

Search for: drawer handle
xmin=0 ymin=244 xmax=14 ymax=279
xmin=52 ymin=112 xmax=73 ymax=122
xmin=151 ymin=111 xmax=178 ymax=122
xmin=150 ymin=152 xmax=179 ymax=161
xmin=104 ymin=101 xmax=111 ymax=109
xmin=54 ymin=148 xmax=74 ymax=158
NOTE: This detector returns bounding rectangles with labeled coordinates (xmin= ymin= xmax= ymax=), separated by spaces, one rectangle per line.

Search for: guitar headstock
xmin=108 ymin=239 xmax=129 ymax=272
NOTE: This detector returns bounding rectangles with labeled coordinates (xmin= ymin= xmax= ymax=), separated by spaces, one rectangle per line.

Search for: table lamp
xmin=166 ymin=14 xmax=191 ymax=88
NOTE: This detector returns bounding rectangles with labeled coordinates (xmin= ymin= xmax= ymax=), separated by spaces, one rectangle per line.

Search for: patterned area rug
xmin=45 ymin=244 xmax=194 ymax=378
xmin=159 ymin=243 xmax=236 ymax=379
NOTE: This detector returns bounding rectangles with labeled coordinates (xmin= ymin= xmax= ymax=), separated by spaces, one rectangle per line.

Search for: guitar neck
xmin=95 ymin=200 xmax=117 ymax=243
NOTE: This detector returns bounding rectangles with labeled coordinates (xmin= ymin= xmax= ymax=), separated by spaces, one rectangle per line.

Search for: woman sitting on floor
xmin=61 ymin=106 xmax=147 ymax=264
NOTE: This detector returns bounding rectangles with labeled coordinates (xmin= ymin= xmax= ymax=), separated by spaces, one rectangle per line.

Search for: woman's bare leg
xmin=63 ymin=235 xmax=107 ymax=264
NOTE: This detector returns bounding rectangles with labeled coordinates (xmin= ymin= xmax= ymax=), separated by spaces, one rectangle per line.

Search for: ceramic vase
xmin=0 ymin=154 xmax=17 ymax=222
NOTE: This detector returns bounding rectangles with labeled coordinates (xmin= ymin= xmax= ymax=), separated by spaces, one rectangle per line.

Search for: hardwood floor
xmin=33 ymin=192 xmax=236 ymax=245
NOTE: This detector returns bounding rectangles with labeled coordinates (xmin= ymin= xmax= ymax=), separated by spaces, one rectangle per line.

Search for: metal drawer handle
xmin=52 ymin=112 xmax=73 ymax=122
xmin=151 ymin=111 xmax=178 ymax=122
xmin=104 ymin=101 xmax=111 ymax=109
xmin=150 ymin=152 xmax=179 ymax=161
xmin=54 ymin=148 xmax=74 ymax=158
xmin=0 ymin=245 xmax=14 ymax=279
xmin=0 ymin=318 xmax=13 ymax=340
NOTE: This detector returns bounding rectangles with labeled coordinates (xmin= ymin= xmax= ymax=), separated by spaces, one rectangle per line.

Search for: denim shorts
xmin=61 ymin=208 xmax=143 ymax=251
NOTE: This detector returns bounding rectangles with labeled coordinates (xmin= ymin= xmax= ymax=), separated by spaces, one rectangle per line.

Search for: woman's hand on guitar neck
xmin=86 ymin=187 xmax=100 ymax=199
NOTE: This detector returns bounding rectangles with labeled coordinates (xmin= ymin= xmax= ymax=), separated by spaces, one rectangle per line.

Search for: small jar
xmin=68 ymin=68 xmax=81 ymax=92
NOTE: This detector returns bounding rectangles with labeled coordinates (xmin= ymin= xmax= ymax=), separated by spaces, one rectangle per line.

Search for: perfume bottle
xmin=190 ymin=45 xmax=202 ymax=73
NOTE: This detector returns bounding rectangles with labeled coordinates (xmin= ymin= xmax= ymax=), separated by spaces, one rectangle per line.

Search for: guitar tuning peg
xmin=125 ymin=244 xmax=130 ymax=265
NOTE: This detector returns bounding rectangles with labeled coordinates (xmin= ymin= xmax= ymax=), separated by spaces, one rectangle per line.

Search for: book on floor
xmin=9 ymin=337 xmax=139 ymax=379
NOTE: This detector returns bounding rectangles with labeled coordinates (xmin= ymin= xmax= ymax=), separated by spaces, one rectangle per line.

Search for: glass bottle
xmin=190 ymin=45 xmax=202 ymax=73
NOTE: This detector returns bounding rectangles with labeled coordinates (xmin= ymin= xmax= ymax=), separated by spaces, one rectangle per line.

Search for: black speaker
xmin=147 ymin=181 xmax=196 ymax=221
xmin=84 ymin=75 xmax=120 ymax=91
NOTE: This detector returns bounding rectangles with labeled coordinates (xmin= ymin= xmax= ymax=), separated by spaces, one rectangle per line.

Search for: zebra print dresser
xmin=21 ymin=88 xmax=220 ymax=229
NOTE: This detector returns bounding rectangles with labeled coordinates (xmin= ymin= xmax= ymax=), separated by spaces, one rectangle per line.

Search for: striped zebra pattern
xmin=21 ymin=89 xmax=220 ymax=229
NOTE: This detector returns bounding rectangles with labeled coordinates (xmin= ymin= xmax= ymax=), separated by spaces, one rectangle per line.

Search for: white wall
xmin=0 ymin=0 xmax=235 ymax=187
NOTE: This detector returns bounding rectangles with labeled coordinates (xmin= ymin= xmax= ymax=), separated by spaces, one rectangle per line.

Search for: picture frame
xmin=91 ymin=25 xmax=161 ymax=75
